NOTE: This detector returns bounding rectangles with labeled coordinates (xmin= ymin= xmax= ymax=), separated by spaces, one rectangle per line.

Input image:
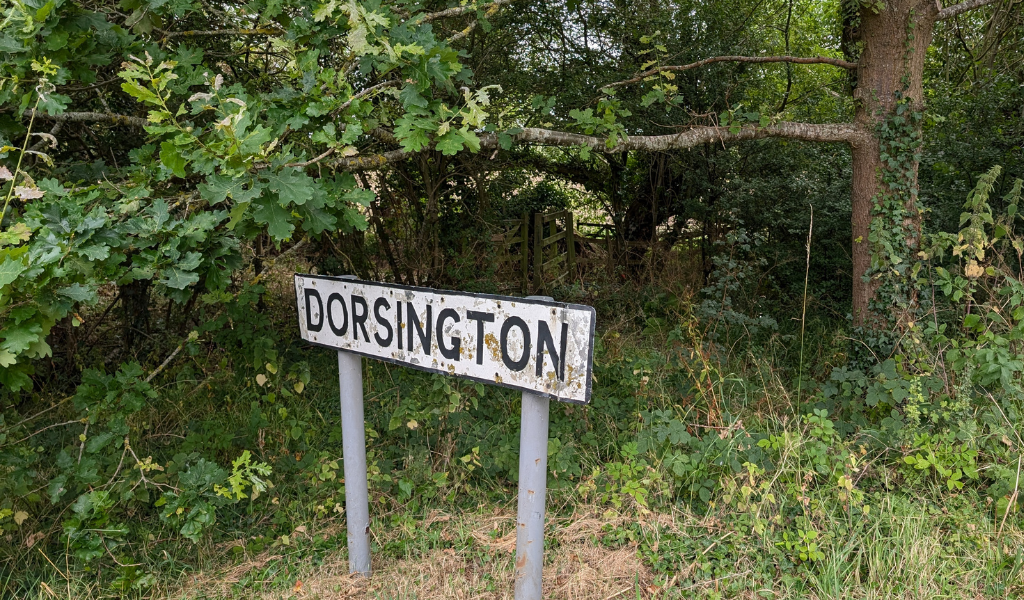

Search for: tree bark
xmin=849 ymin=0 xmax=938 ymax=325
xmin=332 ymin=122 xmax=865 ymax=171
xmin=121 ymin=278 xmax=151 ymax=355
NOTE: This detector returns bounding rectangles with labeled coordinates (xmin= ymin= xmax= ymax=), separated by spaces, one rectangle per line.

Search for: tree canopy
xmin=3 ymin=0 xmax=1024 ymax=595
xmin=2 ymin=1 xmax=1020 ymax=393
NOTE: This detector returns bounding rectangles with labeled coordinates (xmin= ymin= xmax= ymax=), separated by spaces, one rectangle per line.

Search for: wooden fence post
xmin=606 ymin=234 xmax=614 ymax=276
xmin=566 ymin=212 xmax=575 ymax=284
xmin=533 ymin=212 xmax=543 ymax=294
xmin=520 ymin=212 xmax=529 ymax=294
xmin=548 ymin=218 xmax=556 ymax=284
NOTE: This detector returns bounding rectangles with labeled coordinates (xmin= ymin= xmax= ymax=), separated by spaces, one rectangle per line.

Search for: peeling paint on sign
xmin=295 ymin=275 xmax=596 ymax=404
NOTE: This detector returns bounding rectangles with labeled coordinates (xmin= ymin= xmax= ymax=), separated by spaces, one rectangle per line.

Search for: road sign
xmin=295 ymin=275 xmax=596 ymax=404
xmin=296 ymin=275 xmax=596 ymax=600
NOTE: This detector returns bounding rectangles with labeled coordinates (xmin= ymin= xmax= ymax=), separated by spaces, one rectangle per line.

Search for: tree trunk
xmin=849 ymin=0 xmax=937 ymax=325
xmin=121 ymin=278 xmax=151 ymax=354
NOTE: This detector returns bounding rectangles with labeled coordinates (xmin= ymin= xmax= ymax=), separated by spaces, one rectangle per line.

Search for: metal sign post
xmin=337 ymin=349 xmax=371 ymax=576
xmin=295 ymin=276 xmax=595 ymax=597
xmin=515 ymin=391 xmax=550 ymax=598
xmin=513 ymin=296 xmax=553 ymax=598
xmin=336 ymin=274 xmax=371 ymax=576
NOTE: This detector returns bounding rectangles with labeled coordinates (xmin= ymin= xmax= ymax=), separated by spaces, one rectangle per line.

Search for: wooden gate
xmin=490 ymin=213 xmax=529 ymax=293
xmin=532 ymin=210 xmax=575 ymax=294
xmin=491 ymin=210 xmax=654 ymax=293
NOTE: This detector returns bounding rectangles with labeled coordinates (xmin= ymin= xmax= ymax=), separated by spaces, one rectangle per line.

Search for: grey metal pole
xmin=515 ymin=391 xmax=550 ymax=599
xmin=338 ymin=349 xmax=371 ymax=576
xmin=515 ymin=295 xmax=553 ymax=600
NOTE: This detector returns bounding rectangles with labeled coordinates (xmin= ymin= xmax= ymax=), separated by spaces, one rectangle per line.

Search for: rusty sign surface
xmin=294 ymin=275 xmax=596 ymax=404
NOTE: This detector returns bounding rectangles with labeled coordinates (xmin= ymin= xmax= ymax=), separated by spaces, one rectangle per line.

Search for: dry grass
xmin=173 ymin=508 xmax=658 ymax=600
xmin=166 ymin=497 xmax=1024 ymax=600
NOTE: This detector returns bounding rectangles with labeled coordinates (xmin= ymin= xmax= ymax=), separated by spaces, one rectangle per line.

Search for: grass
xmin=22 ymin=495 xmax=1017 ymax=599
xmin=4 ymin=249 xmax=1024 ymax=599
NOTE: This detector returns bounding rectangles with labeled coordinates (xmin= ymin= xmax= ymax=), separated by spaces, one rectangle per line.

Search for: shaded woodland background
xmin=1 ymin=0 xmax=1024 ymax=597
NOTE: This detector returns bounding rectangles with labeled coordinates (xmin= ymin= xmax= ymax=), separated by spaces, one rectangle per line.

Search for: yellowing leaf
xmin=14 ymin=186 xmax=44 ymax=200
xmin=256 ymin=373 xmax=268 ymax=386
xmin=13 ymin=511 xmax=28 ymax=526
xmin=266 ymin=362 xmax=278 ymax=374
xmin=965 ymin=260 xmax=984 ymax=279
xmin=293 ymin=381 xmax=305 ymax=394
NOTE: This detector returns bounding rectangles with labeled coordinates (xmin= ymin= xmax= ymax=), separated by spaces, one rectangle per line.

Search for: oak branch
xmin=937 ymin=0 xmax=1002 ymax=20
xmin=333 ymin=123 xmax=868 ymax=171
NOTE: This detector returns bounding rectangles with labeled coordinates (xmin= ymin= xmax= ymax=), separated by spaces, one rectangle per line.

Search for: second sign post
xmin=295 ymin=274 xmax=596 ymax=600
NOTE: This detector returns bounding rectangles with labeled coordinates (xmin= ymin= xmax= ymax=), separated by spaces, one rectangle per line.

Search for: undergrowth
xmin=2 ymin=170 xmax=1024 ymax=599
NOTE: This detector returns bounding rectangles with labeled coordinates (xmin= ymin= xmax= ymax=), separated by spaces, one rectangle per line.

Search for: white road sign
xmin=295 ymin=275 xmax=596 ymax=404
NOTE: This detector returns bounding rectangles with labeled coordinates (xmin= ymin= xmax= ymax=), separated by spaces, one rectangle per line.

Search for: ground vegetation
xmin=1 ymin=0 xmax=1024 ymax=597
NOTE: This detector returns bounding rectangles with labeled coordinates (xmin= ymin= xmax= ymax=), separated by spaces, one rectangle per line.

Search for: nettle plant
xmin=925 ymin=165 xmax=1024 ymax=391
xmin=920 ymin=165 xmax=1024 ymax=514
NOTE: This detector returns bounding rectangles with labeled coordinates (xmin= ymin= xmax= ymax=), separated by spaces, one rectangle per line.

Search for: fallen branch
xmin=2 ymin=420 xmax=84 ymax=447
xmin=146 ymin=343 xmax=184 ymax=383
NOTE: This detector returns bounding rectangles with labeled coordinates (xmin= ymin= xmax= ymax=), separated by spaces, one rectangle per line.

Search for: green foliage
xmin=0 ymin=0 xmax=517 ymax=393
xmin=1 ymin=0 xmax=1023 ymax=596
xmin=214 ymin=450 xmax=273 ymax=501
xmin=867 ymin=94 xmax=925 ymax=321
xmin=697 ymin=226 xmax=780 ymax=341
xmin=926 ymin=166 xmax=1024 ymax=387
xmin=63 ymin=491 xmax=127 ymax=563
xmin=902 ymin=432 xmax=979 ymax=491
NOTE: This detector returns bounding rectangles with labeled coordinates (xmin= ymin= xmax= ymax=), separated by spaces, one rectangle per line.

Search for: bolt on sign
xmin=296 ymin=275 xmax=595 ymax=404
xmin=295 ymin=274 xmax=596 ymax=600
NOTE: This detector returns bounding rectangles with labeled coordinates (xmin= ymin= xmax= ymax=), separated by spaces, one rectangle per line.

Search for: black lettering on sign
xmin=305 ymin=289 xmax=323 ymax=332
xmin=407 ymin=303 xmax=432 ymax=354
xmin=500 ymin=316 xmax=531 ymax=372
xmin=374 ymin=298 xmax=393 ymax=347
xmin=436 ymin=308 xmax=461 ymax=360
xmin=396 ymin=301 xmax=403 ymax=350
xmin=351 ymin=295 xmax=369 ymax=341
xmin=536 ymin=321 xmax=569 ymax=381
xmin=466 ymin=311 xmax=494 ymax=365
xmin=327 ymin=293 xmax=348 ymax=336
xmin=297 ymin=275 xmax=596 ymax=404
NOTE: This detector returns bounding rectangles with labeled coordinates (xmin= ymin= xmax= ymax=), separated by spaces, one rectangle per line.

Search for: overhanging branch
xmin=938 ymin=0 xmax=1001 ymax=20
xmin=22 ymin=113 xmax=864 ymax=176
xmin=24 ymin=111 xmax=149 ymax=128
xmin=159 ymin=28 xmax=285 ymax=39
xmin=602 ymin=55 xmax=858 ymax=91
xmin=329 ymin=80 xmax=400 ymax=118
xmin=418 ymin=0 xmax=515 ymax=23
xmin=333 ymin=122 xmax=866 ymax=172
